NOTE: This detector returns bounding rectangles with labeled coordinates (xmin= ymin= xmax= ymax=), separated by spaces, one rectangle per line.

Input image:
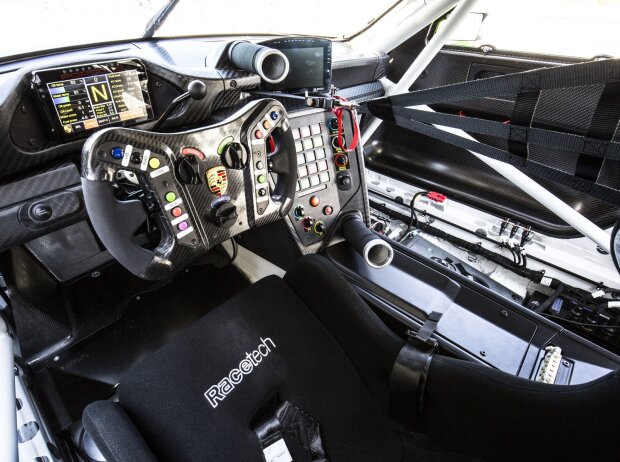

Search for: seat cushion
xmin=117 ymin=274 xmax=402 ymax=462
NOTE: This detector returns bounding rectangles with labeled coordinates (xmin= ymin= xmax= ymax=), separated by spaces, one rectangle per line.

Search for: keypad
xmin=294 ymin=124 xmax=331 ymax=193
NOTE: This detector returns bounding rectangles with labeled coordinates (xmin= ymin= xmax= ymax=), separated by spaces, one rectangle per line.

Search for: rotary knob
xmin=334 ymin=153 xmax=349 ymax=167
xmin=314 ymin=221 xmax=326 ymax=236
xmin=302 ymin=216 xmax=314 ymax=231
xmin=293 ymin=205 xmax=305 ymax=220
xmin=221 ymin=142 xmax=248 ymax=169
xmin=212 ymin=201 xmax=238 ymax=228
xmin=175 ymin=155 xmax=202 ymax=184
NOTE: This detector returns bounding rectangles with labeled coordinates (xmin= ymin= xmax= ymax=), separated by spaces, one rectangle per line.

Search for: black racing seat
xmin=82 ymin=255 xmax=620 ymax=462
xmin=83 ymin=255 xmax=405 ymax=462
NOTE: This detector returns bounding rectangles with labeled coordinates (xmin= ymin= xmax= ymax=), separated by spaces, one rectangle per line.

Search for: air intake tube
xmin=341 ymin=214 xmax=394 ymax=269
xmin=228 ymin=41 xmax=290 ymax=84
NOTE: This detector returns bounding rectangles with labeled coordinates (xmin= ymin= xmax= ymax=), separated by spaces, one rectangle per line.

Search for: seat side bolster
xmin=82 ymin=401 xmax=157 ymax=462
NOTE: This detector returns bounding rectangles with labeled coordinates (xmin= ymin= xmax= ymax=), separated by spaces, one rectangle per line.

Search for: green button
xmin=217 ymin=136 xmax=234 ymax=155
xmin=257 ymin=174 xmax=266 ymax=184
xmin=165 ymin=192 xmax=177 ymax=203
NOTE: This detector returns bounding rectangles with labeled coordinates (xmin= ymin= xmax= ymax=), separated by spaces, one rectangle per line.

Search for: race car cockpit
xmin=0 ymin=1 xmax=619 ymax=461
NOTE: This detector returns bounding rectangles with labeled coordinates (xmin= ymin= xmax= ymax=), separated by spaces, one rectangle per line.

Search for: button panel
xmin=294 ymin=123 xmax=331 ymax=195
xmin=144 ymin=151 xmax=196 ymax=242
xmin=99 ymin=142 xmax=196 ymax=246
xmin=288 ymin=109 xmax=361 ymax=247
xmin=250 ymin=104 xmax=286 ymax=215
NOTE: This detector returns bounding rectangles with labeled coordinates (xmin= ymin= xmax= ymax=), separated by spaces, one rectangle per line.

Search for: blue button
xmin=270 ymin=111 xmax=279 ymax=121
xmin=111 ymin=147 xmax=124 ymax=159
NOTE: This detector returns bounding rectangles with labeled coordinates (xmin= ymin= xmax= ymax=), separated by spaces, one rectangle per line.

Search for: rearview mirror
xmin=448 ymin=12 xmax=484 ymax=41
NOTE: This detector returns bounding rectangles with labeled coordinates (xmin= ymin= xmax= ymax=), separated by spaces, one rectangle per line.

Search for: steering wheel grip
xmin=269 ymin=125 xmax=298 ymax=215
xmin=81 ymin=179 xmax=161 ymax=278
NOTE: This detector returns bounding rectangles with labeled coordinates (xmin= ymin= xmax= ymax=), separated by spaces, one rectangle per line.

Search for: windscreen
xmin=0 ymin=0 xmax=398 ymax=59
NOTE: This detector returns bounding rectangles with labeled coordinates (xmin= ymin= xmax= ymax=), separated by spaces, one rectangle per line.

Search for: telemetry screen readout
xmin=46 ymin=69 xmax=147 ymax=135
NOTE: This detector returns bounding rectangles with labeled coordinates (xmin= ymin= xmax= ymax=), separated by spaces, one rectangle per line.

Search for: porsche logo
xmin=206 ymin=166 xmax=228 ymax=196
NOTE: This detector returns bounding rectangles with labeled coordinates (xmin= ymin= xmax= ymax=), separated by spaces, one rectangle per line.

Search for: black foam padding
xmin=229 ymin=41 xmax=263 ymax=73
xmin=117 ymin=271 xmax=402 ymax=461
xmin=82 ymin=401 xmax=157 ymax=462
xmin=423 ymin=355 xmax=620 ymax=461
xmin=340 ymin=215 xmax=383 ymax=261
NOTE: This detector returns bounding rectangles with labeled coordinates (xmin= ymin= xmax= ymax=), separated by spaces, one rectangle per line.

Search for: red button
xmin=255 ymin=130 xmax=264 ymax=139
xmin=181 ymin=147 xmax=205 ymax=160
xmin=309 ymin=195 xmax=320 ymax=207
xmin=171 ymin=207 xmax=182 ymax=217
xmin=323 ymin=205 xmax=333 ymax=215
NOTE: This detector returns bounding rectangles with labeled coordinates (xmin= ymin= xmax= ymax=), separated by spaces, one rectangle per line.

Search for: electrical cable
xmin=539 ymin=312 xmax=620 ymax=329
xmin=533 ymin=279 xmax=565 ymax=313
xmin=399 ymin=191 xmax=427 ymax=242
xmin=230 ymin=238 xmax=238 ymax=264
xmin=521 ymin=253 xmax=528 ymax=269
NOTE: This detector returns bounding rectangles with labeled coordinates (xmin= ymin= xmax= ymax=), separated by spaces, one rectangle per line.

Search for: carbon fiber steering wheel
xmin=81 ymin=99 xmax=296 ymax=280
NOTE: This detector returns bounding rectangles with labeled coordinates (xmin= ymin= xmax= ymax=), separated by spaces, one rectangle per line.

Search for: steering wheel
xmin=81 ymin=99 xmax=297 ymax=280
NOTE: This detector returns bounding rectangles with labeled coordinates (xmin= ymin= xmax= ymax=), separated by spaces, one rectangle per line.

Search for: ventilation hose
xmin=341 ymin=214 xmax=394 ymax=269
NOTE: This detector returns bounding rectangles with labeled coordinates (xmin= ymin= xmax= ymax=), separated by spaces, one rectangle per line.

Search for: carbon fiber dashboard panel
xmin=0 ymin=38 xmax=385 ymax=182
xmin=332 ymin=53 xmax=389 ymax=89
xmin=0 ymin=163 xmax=86 ymax=251
xmin=0 ymin=45 xmax=260 ymax=182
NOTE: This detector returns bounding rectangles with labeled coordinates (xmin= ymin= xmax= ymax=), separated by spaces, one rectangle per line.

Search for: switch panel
xmin=288 ymin=110 xmax=361 ymax=246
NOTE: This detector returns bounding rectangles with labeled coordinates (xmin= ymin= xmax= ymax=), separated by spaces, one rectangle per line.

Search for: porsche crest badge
xmin=206 ymin=166 xmax=228 ymax=196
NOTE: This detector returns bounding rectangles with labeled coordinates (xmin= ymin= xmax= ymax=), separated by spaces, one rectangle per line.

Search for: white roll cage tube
xmin=0 ymin=315 xmax=17 ymax=462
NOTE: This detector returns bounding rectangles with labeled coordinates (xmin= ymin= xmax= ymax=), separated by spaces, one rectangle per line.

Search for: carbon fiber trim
xmin=332 ymin=53 xmax=389 ymax=89
xmin=0 ymin=57 xmax=259 ymax=182
xmin=0 ymin=38 xmax=385 ymax=182
xmin=337 ymin=81 xmax=385 ymax=103
xmin=0 ymin=163 xmax=86 ymax=251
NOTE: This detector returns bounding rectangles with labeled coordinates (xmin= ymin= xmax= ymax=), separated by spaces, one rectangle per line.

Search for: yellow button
xmin=263 ymin=120 xmax=272 ymax=130
xmin=149 ymin=157 xmax=161 ymax=169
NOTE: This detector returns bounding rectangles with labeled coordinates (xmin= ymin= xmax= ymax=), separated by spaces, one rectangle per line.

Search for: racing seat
xmin=82 ymin=255 xmax=406 ymax=462
xmin=81 ymin=255 xmax=620 ymax=462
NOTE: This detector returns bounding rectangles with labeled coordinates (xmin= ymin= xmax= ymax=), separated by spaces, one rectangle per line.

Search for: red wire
xmin=332 ymin=97 xmax=360 ymax=152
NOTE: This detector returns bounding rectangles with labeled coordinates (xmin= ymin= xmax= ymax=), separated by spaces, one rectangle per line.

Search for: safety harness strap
xmin=382 ymin=107 xmax=620 ymax=161
xmin=253 ymin=400 xmax=328 ymax=462
xmin=382 ymin=110 xmax=620 ymax=204
xmin=389 ymin=311 xmax=442 ymax=431
xmin=377 ymin=58 xmax=620 ymax=108
xmin=363 ymin=58 xmax=620 ymax=205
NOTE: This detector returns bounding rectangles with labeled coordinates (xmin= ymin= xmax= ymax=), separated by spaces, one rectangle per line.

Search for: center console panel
xmin=288 ymin=108 xmax=365 ymax=247
xmin=325 ymin=241 xmax=620 ymax=384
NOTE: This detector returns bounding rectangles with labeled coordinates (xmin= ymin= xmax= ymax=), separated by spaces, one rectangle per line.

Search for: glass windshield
xmin=444 ymin=0 xmax=620 ymax=59
xmin=0 ymin=0 xmax=398 ymax=59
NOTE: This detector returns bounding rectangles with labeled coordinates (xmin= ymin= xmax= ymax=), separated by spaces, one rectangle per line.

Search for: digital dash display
xmin=33 ymin=59 xmax=153 ymax=138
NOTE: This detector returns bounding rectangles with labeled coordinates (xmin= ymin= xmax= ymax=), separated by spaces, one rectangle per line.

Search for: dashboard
xmin=2 ymin=35 xmax=618 ymax=391
xmin=0 ymin=36 xmax=388 ymax=277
